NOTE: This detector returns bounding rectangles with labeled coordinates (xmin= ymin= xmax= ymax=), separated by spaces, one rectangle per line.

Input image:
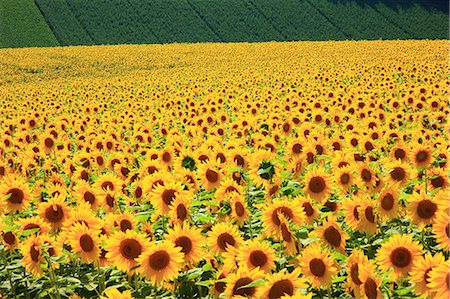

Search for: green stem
xmin=97 ymin=263 xmax=105 ymax=295
xmin=248 ymin=217 xmax=253 ymax=240
xmin=47 ymin=258 xmax=61 ymax=299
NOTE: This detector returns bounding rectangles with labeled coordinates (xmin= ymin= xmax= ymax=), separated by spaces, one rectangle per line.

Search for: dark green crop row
xmin=1 ymin=0 xmax=448 ymax=48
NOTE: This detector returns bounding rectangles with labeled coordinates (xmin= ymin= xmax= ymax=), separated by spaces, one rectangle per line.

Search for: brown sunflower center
xmin=292 ymin=143 xmax=302 ymax=154
xmin=232 ymin=277 xmax=255 ymax=297
xmin=162 ymin=189 xmax=176 ymax=206
xmin=44 ymin=138 xmax=54 ymax=148
xmin=206 ymin=169 xmax=219 ymax=183
xmin=135 ymin=187 xmax=143 ymax=198
xmin=235 ymin=202 xmax=245 ymax=217
xmin=106 ymin=194 xmax=115 ymax=207
xmin=83 ymin=191 xmax=95 ymax=204
xmin=390 ymin=247 xmax=411 ymax=268
xmin=430 ymin=176 xmax=444 ymax=188
xmin=381 ymin=194 xmax=394 ymax=210
xmin=7 ymin=188 xmax=24 ymax=204
xmin=148 ymin=250 xmax=170 ymax=270
xmin=350 ymin=264 xmax=362 ymax=285
xmin=423 ymin=267 xmax=433 ymax=284
xmin=364 ymin=278 xmax=378 ymax=299
xmin=391 ymin=167 xmax=406 ymax=181
xmin=417 ymin=200 xmax=437 ymax=219
xmin=365 ymin=207 xmax=375 ymax=223
xmin=324 ymin=226 xmax=341 ymax=247
xmin=45 ymin=205 xmax=64 ymax=223
xmin=309 ymin=176 xmax=326 ymax=193
xmin=162 ymin=152 xmax=171 ymax=162
xmin=120 ymin=219 xmax=132 ymax=232
xmin=80 ymin=170 xmax=89 ymax=181
xmin=271 ymin=207 xmax=294 ymax=226
xmin=353 ymin=206 xmax=360 ymax=220
xmin=416 ymin=151 xmax=429 ymax=162
xmin=446 ymin=273 xmax=450 ymax=290
xmin=234 ymin=155 xmax=245 ymax=167
xmin=361 ymin=169 xmax=372 ymax=182
xmin=119 ymin=239 xmax=142 ymax=260
xmin=175 ymin=236 xmax=192 ymax=255
xmin=446 ymin=224 xmax=450 ymax=238
xmin=249 ymin=250 xmax=268 ymax=268
xmin=302 ymin=202 xmax=314 ymax=217
xmin=23 ymin=223 xmax=40 ymax=231
xmin=215 ymin=273 xmax=227 ymax=293
xmin=280 ymin=223 xmax=292 ymax=242
xmin=101 ymin=181 xmax=114 ymax=191
xmin=3 ymin=232 xmax=15 ymax=245
xmin=30 ymin=245 xmax=40 ymax=262
xmin=268 ymin=279 xmax=294 ymax=299
xmin=217 ymin=233 xmax=236 ymax=251
xmin=394 ymin=149 xmax=405 ymax=159
xmin=309 ymin=258 xmax=326 ymax=277
xmin=80 ymin=234 xmax=94 ymax=252
xmin=176 ymin=204 xmax=188 ymax=221
xmin=340 ymin=173 xmax=350 ymax=185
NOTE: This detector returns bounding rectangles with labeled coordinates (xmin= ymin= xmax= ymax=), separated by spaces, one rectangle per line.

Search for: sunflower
xmin=384 ymin=160 xmax=412 ymax=187
xmin=432 ymin=210 xmax=450 ymax=251
xmin=2 ymin=230 xmax=17 ymax=251
xmin=355 ymin=163 xmax=377 ymax=190
xmin=212 ymin=268 xmax=231 ymax=298
xmin=100 ymin=288 xmax=133 ymax=299
xmin=136 ymin=241 xmax=184 ymax=283
xmin=67 ymin=222 xmax=100 ymax=263
xmin=255 ymin=269 xmax=306 ymax=299
xmin=73 ymin=181 xmax=99 ymax=209
xmin=426 ymin=260 xmax=450 ymax=299
xmin=303 ymin=167 xmax=332 ymax=204
xmin=237 ymin=239 xmax=275 ymax=273
xmin=410 ymin=144 xmax=433 ymax=169
xmin=410 ymin=252 xmax=445 ymax=298
xmin=19 ymin=235 xmax=44 ymax=276
xmin=207 ymin=222 xmax=244 ymax=254
xmin=215 ymin=177 xmax=244 ymax=200
xmin=261 ymin=198 xmax=305 ymax=239
xmin=0 ymin=174 xmax=32 ymax=213
xmin=356 ymin=197 xmax=378 ymax=235
xmin=313 ymin=214 xmax=348 ymax=253
xmin=334 ymin=166 xmax=355 ymax=195
xmin=346 ymin=249 xmax=369 ymax=289
xmin=16 ymin=216 xmax=51 ymax=236
xmin=427 ymin=167 xmax=448 ymax=192
xmin=223 ymin=266 xmax=264 ymax=298
xmin=175 ymin=168 xmax=199 ymax=191
xmin=104 ymin=230 xmax=149 ymax=274
xmin=358 ymin=263 xmax=383 ymax=299
xmin=63 ymin=201 xmax=102 ymax=233
xmin=229 ymin=148 xmax=249 ymax=170
xmin=297 ymin=196 xmax=319 ymax=225
xmin=37 ymin=194 xmax=70 ymax=230
xmin=390 ymin=142 xmax=409 ymax=162
xmin=286 ymin=138 xmax=305 ymax=160
xmin=113 ymin=211 xmax=137 ymax=232
xmin=376 ymin=234 xmax=423 ymax=281
xmin=198 ymin=159 xmax=225 ymax=191
xmin=248 ymin=150 xmax=281 ymax=187
xmin=93 ymin=172 xmax=123 ymax=193
xmin=408 ymin=190 xmax=439 ymax=228
xmin=165 ymin=223 xmax=205 ymax=265
xmin=278 ymin=213 xmax=299 ymax=256
xmin=150 ymin=181 xmax=187 ymax=215
xmin=299 ymin=243 xmax=337 ymax=289
xmin=228 ymin=192 xmax=249 ymax=226
xmin=376 ymin=184 xmax=400 ymax=221
xmin=168 ymin=194 xmax=192 ymax=225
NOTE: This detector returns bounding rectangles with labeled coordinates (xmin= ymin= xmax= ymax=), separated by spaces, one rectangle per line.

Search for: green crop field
xmin=1 ymin=0 xmax=449 ymax=48
xmin=0 ymin=0 xmax=59 ymax=48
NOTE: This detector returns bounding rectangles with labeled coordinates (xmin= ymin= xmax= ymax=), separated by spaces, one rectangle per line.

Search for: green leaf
xmin=237 ymin=278 xmax=265 ymax=290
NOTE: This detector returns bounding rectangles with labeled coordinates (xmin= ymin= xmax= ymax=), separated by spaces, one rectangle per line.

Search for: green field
xmin=0 ymin=0 xmax=59 ymax=48
xmin=2 ymin=0 xmax=448 ymax=48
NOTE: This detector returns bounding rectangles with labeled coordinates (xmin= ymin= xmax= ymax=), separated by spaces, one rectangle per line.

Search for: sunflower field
xmin=0 ymin=40 xmax=448 ymax=299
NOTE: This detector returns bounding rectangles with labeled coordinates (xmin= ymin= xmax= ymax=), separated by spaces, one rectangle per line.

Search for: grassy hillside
xmin=0 ymin=0 xmax=59 ymax=48
xmin=1 ymin=0 xmax=448 ymax=48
